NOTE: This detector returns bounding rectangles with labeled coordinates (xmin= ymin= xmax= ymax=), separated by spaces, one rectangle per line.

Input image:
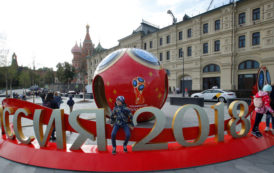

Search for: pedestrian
xmin=176 ymin=87 xmax=180 ymax=94
xmin=251 ymin=84 xmax=274 ymax=138
xmin=40 ymin=92 xmax=46 ymax=104
xmin=110 ymin=96 xmax=134 ymax=155
xmin=42 ymin=92 xmax=59 ymax=140
xmin=173 ymin=87 xmax=175 ymax=94
xmin=185 ymin=88 xmax=189 ymax=97
xmin=23 ymin=94 xmax=26 ymax=100
xmin=54 ymin=92 xmax=62 ymax=108
xmin=67 ymin=96 xmax=75 ymax=113
xmin=265 ymin=85 xmax=274 ymax=135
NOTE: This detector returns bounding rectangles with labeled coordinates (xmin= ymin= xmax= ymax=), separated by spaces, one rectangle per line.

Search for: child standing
xmin=252 ymin=84 xmax=274 ymax=137
xmin=110 ymin=96 xmax=134 ymax=155
xmin=265 ymin=85 xmax=274 ymax=134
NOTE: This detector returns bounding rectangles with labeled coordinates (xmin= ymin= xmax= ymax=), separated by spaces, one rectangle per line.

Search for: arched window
xmin=238 ymin=60 xmax=259 ymax=70
xmin=203 ymin=64 xmax=220 ymax=73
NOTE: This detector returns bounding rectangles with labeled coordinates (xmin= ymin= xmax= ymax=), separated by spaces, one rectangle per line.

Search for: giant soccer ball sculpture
xmin=92 ymin=48 xmax=168 ymax=122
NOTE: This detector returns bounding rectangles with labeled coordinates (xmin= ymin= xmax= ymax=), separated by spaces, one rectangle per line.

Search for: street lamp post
xmin=167 ymin=10 xmax=177 ymax=25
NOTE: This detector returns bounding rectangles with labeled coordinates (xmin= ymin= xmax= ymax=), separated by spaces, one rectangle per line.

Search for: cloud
xmin=0 ymin=0 xmax=232 ymax=69
xmin=156 ymin=0 xmax=187 ymax=6
xmin=0 ymin=32 xmax=7 ymax=40
xmin=0 ymin=31 xmax=8 ymax=50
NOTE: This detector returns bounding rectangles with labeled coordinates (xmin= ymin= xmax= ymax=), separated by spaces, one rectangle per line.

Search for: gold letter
xmin=13 ymin=108 xmax=35 ymax=144
xmin=0 ymin=106 xmax=4 ymax=134
xmin=69 ymin=109 xmax=105 ymax=151
xmin=3 ymin=107 xmax=15 ymax=139
xmin=33 ymin=109 xmax=66 ymax=149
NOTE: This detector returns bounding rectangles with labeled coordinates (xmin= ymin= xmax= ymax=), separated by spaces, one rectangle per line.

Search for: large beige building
xmin=87 ymin=0 xmax=274 ymax=93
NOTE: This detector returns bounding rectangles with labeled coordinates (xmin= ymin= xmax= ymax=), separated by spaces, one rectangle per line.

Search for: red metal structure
xmin=0 ymin=98 xmax=273 ymax=172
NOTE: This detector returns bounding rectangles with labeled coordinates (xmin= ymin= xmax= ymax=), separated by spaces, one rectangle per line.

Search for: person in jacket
xmin=40 ymin=91 xmax=46 ymax=104
xmin=265 ymin=85 xmax=274 ymax=134
xmin=54 ymin=92 xmax=62 ymax=108
xmin=110 ymin=96 xmax=134 ymax=155
xmin=252 ymin=84 xmax=274 ymax=138
xmin=42 ymin=92 xmax=59 ymax=140
xmin=67 ymin=96 xmax=75 ymax=113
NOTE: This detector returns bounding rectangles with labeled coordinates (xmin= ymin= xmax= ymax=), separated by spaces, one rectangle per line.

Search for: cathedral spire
xmin=84 ymin=24 xmax=91 ymax=43
xmin=86 ymin=24 xmax=89 ymax=33
xmin=71 ymin=42 xmax=81 ymax=53
xmin=80 ymin=39 xmax=82 ymax=49
xmin=11 ymin=52 xmax=18 ymax=67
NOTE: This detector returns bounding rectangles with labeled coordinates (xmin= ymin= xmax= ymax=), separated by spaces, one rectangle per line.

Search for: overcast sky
xmin=0 ymin=0 xmax=230 ymax=69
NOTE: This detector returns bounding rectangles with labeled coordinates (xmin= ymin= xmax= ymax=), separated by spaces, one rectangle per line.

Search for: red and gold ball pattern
xmin=92 ymin=48 xmax=168 ymax=122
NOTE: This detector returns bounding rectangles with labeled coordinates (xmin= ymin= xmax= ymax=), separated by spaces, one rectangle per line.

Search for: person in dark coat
xmin=67 ymin=96 xmax=75 ymax=113
xmin=43 ymin=92 xmax=58 ymax=140
xmin=110 ymin=96 xmax=134 ymax=154
xmin=40 ymin=92 xmax=46 ymax=104
xmin=54 ymin=92 xmax=62 ymax=108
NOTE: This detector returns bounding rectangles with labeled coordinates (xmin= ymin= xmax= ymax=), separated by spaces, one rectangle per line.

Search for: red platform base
xmin=0 ymin=126 xmax=273 ymax=172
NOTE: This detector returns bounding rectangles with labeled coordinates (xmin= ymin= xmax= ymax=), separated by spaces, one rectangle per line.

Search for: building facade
xmin=87 ymin=0 xmax=274 ymax=92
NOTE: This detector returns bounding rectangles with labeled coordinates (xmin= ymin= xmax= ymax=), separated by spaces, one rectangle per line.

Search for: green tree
xmin=0 ymin=67 xmax=6 ymax=89
xmin=29 ymin=69 xmax=39 ymax=87
xmin=44 ymin=68 xmax=55 ymax=85
xmin=64 ymin=62 xmax=75 ymax=85
xmin=56 ymin=62 xmax=75 ymax=89
xmin=19 ymin=70 xmax=31 ymax=89
xmin=79 ymin=59 xmax=87 ymax=100
xmin=56 ymin=62 xmax=65 ymax=83
xmin=7 ymin=63 xmax=18 ymax=95
xmin=34 ymin=72 xmax=41 ymax=86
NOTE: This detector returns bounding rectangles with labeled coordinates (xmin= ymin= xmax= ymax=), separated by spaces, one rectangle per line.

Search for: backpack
xmin=67 ymin=99 xmax=74 ymax=106
xmin=254 ymin=96 xmax=263 ymax=108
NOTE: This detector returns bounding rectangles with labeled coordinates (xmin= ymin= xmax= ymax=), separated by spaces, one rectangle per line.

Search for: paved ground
xmin=0 ymin=146 xmax=272 ymax=173
xmin=0 ymin=95 xmax=273 ymax=172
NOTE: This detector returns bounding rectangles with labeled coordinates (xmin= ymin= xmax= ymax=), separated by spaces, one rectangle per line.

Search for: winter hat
xmin=263 ymin=84 xmax=272 ymax=92
xmin=116 ymin=96 xmax=125 ymax=104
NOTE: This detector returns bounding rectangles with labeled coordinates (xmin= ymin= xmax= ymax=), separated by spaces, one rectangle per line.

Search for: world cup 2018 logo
xmin=132 ymin=77 xmax=146 ymax=104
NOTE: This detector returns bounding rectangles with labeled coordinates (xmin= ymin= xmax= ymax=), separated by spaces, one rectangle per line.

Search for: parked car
xmin=29 ymin=85 xmax=39 ymax=91
xmin=68 ymin=90 xmax=76 ymax=94
xmin=190 ymin=89 xmax=236 ymax=102
xmin=66 ymin=90 xmax=76 ymax=97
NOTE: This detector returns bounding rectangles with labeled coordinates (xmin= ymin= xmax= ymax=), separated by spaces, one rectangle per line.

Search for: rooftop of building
xmin=87 ymin=0 xmax=250 ymax=58
xmin=71 ymin=42 xmax=81 ymax=53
